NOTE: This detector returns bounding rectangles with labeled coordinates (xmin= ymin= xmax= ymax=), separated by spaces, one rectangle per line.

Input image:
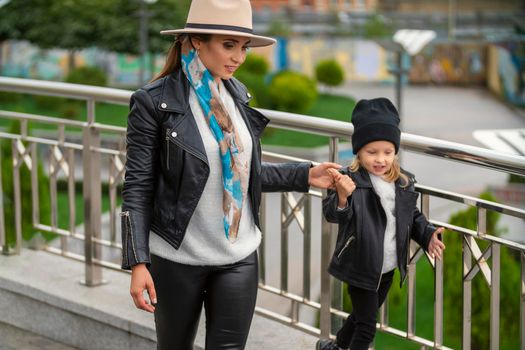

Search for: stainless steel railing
xmin=1 ymin=77 xmax=524 ymax=349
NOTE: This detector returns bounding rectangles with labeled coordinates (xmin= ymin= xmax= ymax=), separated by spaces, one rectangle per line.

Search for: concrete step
xmin=0 ymin=249 xmax=318 ymax=350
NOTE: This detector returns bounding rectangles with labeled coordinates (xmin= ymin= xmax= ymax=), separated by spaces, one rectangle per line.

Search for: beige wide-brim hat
xmin=160 ymin=0 xmax=276 ymax=47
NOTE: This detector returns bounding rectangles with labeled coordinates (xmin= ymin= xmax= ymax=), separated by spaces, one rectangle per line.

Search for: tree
xmin=0 ymin=0 xmax=191 ymax=71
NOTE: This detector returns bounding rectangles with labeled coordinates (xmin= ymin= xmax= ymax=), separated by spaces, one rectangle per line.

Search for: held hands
xmin=130 ymin=263 xmax=157 ymax=313
xmin=428 ymin=227 xmax=446 ymax=260
xmin=328 ymin=168 xmax=356 ymax=208
xmin=308 ymin=162 xmax=342 ymax=189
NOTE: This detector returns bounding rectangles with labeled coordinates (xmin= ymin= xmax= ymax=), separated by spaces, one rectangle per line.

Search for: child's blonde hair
xmin=349 ymin=156 xmax=409 ymax=187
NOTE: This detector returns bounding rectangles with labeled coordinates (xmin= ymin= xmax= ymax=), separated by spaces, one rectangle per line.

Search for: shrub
xmin=268 ymin=71 xmax=318 ymax=114
xmin=509 ymin=174 xmax=525 ymax=184
xmin=33 ymin=95 xmax=67 ymax=111
xmin=235 ymin=70 xmax=272 ymax=108
xmin=237 ymin=54 xmax=270 ymax=76
xmin=443 ymin=191 xmax=519 ymax=349
xmin=65 ymin=66 xmax=108 ymax=87
xmin=315 ymin=59 xmax=345 ymax=87
xmin=0 ymin=91 xmax=23 ymax=104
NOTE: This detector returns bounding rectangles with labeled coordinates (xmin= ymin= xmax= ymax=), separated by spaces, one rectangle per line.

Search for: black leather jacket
xmin=121 ymin=70 xmax=311 ymax=270
xmin=323 ymin=167 xmax=435 ymax=291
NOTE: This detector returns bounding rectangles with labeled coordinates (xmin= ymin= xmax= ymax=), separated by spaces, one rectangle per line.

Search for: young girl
xmin=317 ymin=98 xmax=445 ymax=350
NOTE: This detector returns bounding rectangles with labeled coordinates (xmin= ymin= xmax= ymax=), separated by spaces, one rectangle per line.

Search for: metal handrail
xmin=1 ymin=76 xmax=524 ymax=176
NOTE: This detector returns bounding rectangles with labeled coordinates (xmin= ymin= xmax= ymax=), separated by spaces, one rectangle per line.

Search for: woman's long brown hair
xmin=151 ymin=34 xmax=211 ymax=82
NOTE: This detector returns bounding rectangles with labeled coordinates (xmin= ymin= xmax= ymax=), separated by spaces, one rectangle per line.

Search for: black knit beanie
xmin=351 ymin=97 xmax=400 ymax=154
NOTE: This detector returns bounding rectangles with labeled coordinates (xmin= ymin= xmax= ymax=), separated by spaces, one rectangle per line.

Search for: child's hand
xmin=328 ymin=168 xmax=356 ymax=208
xmin=428 ymin=227 xmax=446 ymax=260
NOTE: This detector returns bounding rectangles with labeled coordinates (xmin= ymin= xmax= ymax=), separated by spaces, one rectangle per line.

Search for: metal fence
xmin=1 ymin=77 xmax=524 ymax=349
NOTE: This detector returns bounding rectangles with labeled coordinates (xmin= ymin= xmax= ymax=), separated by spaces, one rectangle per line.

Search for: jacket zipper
xmin=165 ymin=130 xmax=171 ymax=170
xmin=337 ymin=235 xmax=355 ymax=259
xmin=120 ymin=211 xmax=138 ymax=263
xmin=120 ymin=211 xmax=129 ymax=266
xmin=401 ymin=225 xmax=410 ymax=285
xmin=373 ymin=189 xmax=385 ymax=292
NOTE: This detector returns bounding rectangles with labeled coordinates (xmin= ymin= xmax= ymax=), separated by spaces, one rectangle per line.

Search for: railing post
xmin=81 ymin=99 xmax=104 ymax=286
xmin=303 ymin=195 xmax=311 ymax=301
xmin=12 ymin=139 xmax=22 ymax=254
xmin=520 ymin=252 xmax=525 ymax=349
xmin=320 ymin=136 xmax=341 ymax=338
xmin=329 ymin=137 xmax=343 ymax=333
xmin=463 ymin=236 xmax=472 ymax=350
xmin=259 ymin=194 xmax=266 ymax=285
xmin=0 ymin=145 xmax=6 ymax=254
xmin=407 ymin=240 xmax=417 ymax=338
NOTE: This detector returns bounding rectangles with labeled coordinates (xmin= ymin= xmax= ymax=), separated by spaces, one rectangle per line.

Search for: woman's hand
xmin=328 ymin=168 xmax=356 ymax=208
xmin=308 ymin=162 xmax=342 ymax=189
xmin=130 ymin=263 xmax=157 ymax=313
xmin=428 ymin=227 xmax=446 ymax=260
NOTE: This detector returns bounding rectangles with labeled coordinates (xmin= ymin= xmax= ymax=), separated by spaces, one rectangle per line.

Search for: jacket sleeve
xmin=410 ymin=207 xmax=436 ymax=251
xmin=322 ymin=189 xmax=353 ymax=224
xmin=120 ymin=89 xmax=160 ymax=270
xmin=406 ymin=177 xmax=436 ymax=251
xmin=260 ymin=162 xmax=311 ymax=192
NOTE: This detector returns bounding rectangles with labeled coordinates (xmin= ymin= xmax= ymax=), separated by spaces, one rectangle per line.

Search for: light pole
xmin=138 ymin=0 xmax=157 ymax=85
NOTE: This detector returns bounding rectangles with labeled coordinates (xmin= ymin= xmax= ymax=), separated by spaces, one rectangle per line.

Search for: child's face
xmin=357 ymin=140 xmax=396 ymax=177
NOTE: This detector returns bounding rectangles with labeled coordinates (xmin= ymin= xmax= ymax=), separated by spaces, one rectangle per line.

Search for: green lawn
xmin=261 ymin=93 xmax=355 ymax=147
xmin=0 ymin=92 xmax=354 ymax=147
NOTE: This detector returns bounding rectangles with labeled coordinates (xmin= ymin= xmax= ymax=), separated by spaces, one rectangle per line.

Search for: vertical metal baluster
xmin=109 ymin=157 xmax=117 ymax=244
xmin=490 ymin=243 xmax=500 ymax=350
xmin=329 ymin=137 xmax=342 ymax=332
xmin=49 ymin=147 xmax=58 ymax=232
xmin=520 ymin=252 xmax=525 ymax=349
xmin=30 ymin=143 xmax=40 ymax=230
xmin=303 ymin=195 xmax=311 ymax=301
xmin=379 ymin=299 xmax=389 ymax=328
xmin=68 ymin=148 xmax=75 ymax=239
xmin=281 ymin=193 xmax=289 ymax=293
xmin=12 ymin=139 xmax=22 ymax=254
xmin=291 ymin=300 xmax=299 ymax=325
xmin=407 ymin=241 xmax=417 ymax=338
xmin=463 ymin=236 xmax=472 ymax=350
xmin=259 ymin=193 xmax=266 ymax=285
xmin=0 ymin=145 xmax=6 ymax=254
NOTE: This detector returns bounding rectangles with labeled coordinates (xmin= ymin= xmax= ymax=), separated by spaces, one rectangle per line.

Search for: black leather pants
xmin=336 ymin=270 xmax=395 ymax=350
xmin=149 ymin=251 xmax=258 ymax=350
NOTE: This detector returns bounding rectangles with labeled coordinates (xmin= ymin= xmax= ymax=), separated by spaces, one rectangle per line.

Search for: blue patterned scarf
xmin=180 ymin=37 xmax=248 ymax=242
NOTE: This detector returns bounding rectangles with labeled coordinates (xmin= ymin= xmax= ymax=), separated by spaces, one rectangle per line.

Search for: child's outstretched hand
xmin=428 ymin=227 xmax=446 ymax=260
xmin=328 ymin=168 xmax=356 ymax=208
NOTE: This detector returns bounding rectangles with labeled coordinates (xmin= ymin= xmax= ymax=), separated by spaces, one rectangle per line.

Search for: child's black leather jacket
xmin=323 ymin=167 xmax=435 ymax=291
xmin=121 ymin=70 xmax=311 ymax=270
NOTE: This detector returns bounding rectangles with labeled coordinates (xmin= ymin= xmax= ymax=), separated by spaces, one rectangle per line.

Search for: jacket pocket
xmin=336 ymin=235 xmax=356 ymax=259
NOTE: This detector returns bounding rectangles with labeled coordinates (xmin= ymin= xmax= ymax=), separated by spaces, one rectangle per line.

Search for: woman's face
xmin=191 ymin=34 xmax=250 ymax=81
xmin=357 ymin=140 xmax=396 ymax=177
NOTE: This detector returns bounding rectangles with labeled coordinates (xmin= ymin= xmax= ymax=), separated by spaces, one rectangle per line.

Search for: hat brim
xmin=160 ymin=29 xmax=276 ymax=47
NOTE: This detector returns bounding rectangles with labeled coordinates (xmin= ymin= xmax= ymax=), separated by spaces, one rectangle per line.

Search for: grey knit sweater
xmin=149 ymin=82 xmax=260 ymax=266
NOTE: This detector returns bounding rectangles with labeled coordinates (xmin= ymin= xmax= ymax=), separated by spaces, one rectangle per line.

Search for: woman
xmin=120 ymin=1 xmax=340 ymax=349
